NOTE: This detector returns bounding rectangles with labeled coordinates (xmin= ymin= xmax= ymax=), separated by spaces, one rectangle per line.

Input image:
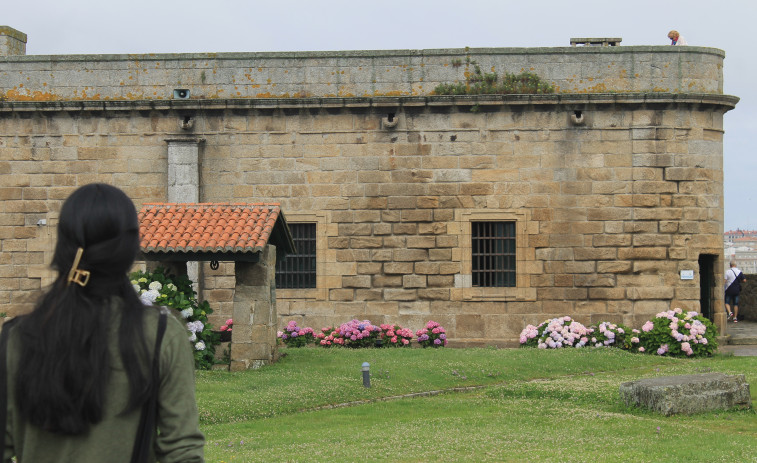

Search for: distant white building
xmin=724 ymin=230 xmax=757 ymax=273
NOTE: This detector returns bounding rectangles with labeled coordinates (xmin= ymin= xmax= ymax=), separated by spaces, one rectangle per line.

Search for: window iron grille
xmin=471 ymin=221 xmax=516 ymax=287
xmin=275 ymin=223 xmax=316 ymax=289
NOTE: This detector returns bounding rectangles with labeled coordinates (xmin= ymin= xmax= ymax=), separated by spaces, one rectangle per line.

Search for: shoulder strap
xmin=130 ymin=310 xmax=167 ymax=463
xmin=0 ymin=318 xmax=20 ymax=457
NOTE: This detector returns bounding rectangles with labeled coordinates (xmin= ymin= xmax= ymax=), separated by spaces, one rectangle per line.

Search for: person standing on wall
xmin=668 ymin=30 xmax=687 ymax=45
xmin=725 ymin=261 xmax=747 ymax=323
xmin=1 ymin=183 xmax=205 ymax=462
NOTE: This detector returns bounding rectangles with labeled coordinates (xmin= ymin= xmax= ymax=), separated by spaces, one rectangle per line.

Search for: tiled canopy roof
xmin=139 ymin=203 xmax=291 ymax=257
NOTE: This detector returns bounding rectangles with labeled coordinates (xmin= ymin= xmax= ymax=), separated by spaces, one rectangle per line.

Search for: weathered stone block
xmin=619 ymin=373 xmax=752 ymax=416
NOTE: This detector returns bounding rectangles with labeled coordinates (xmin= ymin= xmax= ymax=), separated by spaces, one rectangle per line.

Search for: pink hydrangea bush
xmin=277 ymin=320 xmax=315 ymax=347
xmin=336 ymin=319 xmax=381 ymax=348
xmin=638 ymin=308 xmax=718 ymax=357
xmin=379 ymin=324 xmax=414 ymax=347
xmin=535 ymin=316 xmax=592 ymax=349
xmin=589 ymin=321 xmax=633 ymax=349
xmin=416 ymin=320 xmax=448 ymax=348
xmin=315 ymin=326 xmax=344 ymax=347
xmin=220 ymin=319 xmax=233 ymax=332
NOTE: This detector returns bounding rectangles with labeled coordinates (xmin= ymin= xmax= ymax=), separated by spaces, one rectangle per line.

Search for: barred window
xmin=471 ymin=221 xmax=516 ymax=287
xmin=275 ymin=223 xmax=316 ymax=289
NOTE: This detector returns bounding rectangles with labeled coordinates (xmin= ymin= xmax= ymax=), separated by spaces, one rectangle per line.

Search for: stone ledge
xmin=0 ymin=93 xmax=740 ymax=113
xmin=619 ymin=373 xmax=752 ymax=416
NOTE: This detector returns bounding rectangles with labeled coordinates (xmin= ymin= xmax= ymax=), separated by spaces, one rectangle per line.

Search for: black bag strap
xmin=0 ymin=318 xmax=19 ymax=455
xmin=131 ymin=310 xmax=167 ymax=463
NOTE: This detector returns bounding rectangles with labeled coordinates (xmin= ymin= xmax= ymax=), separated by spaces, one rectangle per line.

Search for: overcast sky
xmin=5 ymin=0 xmax=756 ymax=231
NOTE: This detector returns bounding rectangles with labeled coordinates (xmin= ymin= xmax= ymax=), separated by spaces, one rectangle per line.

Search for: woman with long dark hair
xmin=1 ymin=183 xmax=204 ymax=462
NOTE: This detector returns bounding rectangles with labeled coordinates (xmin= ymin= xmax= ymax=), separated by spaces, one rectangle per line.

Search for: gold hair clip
xmin=67 ymin=247 xmax=90 ymax=287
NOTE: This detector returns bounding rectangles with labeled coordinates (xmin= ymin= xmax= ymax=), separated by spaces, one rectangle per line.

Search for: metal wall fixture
xmin=173 ymin=88 xmax=190 ymax=99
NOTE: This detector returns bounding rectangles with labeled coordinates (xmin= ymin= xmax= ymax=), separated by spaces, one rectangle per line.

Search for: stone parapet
xmin=0 ymin=45 xmax=726 ymax=102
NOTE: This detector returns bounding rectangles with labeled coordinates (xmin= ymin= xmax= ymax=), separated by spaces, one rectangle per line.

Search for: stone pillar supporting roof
xmin=138 ymin=202 xmax=295 ymax=263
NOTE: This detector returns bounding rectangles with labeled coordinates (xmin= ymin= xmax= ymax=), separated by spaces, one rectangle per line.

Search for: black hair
xmin=14 ymin=183 xmax=153 ymax=435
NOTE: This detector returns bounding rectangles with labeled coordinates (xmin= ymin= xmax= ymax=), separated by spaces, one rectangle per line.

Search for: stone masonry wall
xmin=0 ymin=43 xmax=737 ymax=345
xmin=0 ymin=95 xmax=735 ymax=345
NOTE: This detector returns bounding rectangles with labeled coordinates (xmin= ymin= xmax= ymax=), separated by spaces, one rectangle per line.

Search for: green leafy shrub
xmin=434 ymin=61 xmax=554 ymax=97
xmin=130 ymin=267 xmax=220 ymax=369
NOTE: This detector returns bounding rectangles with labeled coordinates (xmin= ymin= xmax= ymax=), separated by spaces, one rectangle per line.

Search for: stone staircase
xmin=720 ymin=320 xmax=757 ymax=356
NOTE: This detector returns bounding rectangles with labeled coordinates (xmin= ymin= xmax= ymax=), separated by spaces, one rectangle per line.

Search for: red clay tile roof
xmin=139 ymin=203 xmax=283 ymax=255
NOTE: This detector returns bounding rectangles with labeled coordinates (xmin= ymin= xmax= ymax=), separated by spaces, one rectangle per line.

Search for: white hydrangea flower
xmin=189 ymin=332 xmax=197 ymax=342
xmin=186 ymin=320 xmax=204 ymax=333
xmin=148 ymin=281 xmax=163 ymax=291
xmin=140 ymin=289 xmax=160 ymax=305
xmin=166 ymin=283 xmax=177 ymax=291
xmin=132 ymin=283 xmax=141 ymax=293
xmin=181 ymin=308 xmax=193 ymax=319
xmin=194 ymin=341 xmax=206 ymax=351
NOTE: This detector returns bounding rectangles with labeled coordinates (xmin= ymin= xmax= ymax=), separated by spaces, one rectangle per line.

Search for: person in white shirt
xmin=725 ymin=261 xmax=747 ymax=322
xmin=668 ymin=30 xmax=687 ymax=46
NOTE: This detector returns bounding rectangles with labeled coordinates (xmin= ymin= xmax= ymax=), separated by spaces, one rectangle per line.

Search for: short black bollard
xmin=362 ymin=362 xmax=371 ymax=388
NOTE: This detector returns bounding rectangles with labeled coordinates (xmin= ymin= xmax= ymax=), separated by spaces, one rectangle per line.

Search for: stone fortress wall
xmin=0 ymin=27 xmax=738 ymax=345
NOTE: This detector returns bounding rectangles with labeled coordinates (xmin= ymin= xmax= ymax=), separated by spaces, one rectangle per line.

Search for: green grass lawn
xmin=196 ymin=348 xmax=757 ymax=462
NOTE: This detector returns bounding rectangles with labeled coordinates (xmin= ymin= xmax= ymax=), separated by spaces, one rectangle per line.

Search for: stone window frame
xmin=276 ymin=211 xmax=328 ymax=301
xmin=452 ymin=209 xmax=537 ymax=302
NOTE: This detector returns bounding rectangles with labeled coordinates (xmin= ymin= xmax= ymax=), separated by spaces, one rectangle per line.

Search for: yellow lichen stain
xmin=635 ymin=73 xmax=639 ymax=77
xmin=4 ymin=87 xmax=58 ymax=101
xmin=284 ymin=70 xmax=289 ymax=73
xmin=444 ymin=63 xmax=449 ymax=67
xmin=258 ymin=68 xmax=263 ymax=72
xmin=491 ymin=66 xmax=495 ymax=72
xmin=530 ymin=67 xmax=535 ymax=71
xmin=588 ymin=77 xmax=594 ymax=82
xmin=372 ymin=89 xmax=408 ymax=97
xmin=341 ymin=70 xmax=345 ymax=74
xmin=585 ymin=82 xmax=607 ymax=92
xmin=267 ymin=78 xmax=272 ymax=84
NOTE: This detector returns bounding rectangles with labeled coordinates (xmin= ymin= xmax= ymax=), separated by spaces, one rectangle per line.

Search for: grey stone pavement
xmin=718 ymin=319 xmax=757 ymax=356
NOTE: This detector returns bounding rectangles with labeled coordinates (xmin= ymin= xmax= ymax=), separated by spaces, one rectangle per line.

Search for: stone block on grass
xmin=619 ymin=373 xmax=751 ymax=416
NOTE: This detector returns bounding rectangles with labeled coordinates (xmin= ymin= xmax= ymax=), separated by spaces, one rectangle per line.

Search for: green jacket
xmin=3 ymin=300 xmax=205 ymax=462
